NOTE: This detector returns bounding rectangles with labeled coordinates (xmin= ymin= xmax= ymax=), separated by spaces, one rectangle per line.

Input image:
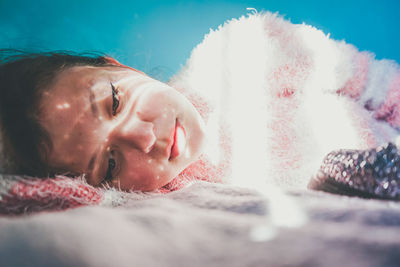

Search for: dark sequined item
xmin=308 ymin=142 xmax=400 ymax=200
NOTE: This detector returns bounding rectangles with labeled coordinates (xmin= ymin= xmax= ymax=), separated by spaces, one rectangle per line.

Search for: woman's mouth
xmin=169 ymin=120 xmax=186 ymax=160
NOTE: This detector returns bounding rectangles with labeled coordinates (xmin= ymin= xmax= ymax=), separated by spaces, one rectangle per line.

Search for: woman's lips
xmin=169 ymin=120 xmax=186 ymax=160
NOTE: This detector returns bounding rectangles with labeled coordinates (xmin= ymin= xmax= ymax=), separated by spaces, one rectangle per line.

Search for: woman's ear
xmin=104 ymin=57 xmax=146 ymax=75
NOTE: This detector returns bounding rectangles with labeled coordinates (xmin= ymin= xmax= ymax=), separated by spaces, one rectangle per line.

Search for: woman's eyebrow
xmin=87 ymin=86 xmax=99 ymax=117
xmin=87 ymin=147 xmax=99 ymax=179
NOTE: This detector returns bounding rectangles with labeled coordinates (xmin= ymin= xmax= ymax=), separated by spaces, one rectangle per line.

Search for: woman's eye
xmin=103 ymin=157 xmax=116 ymax=183
xmin=111 ymin=82 xmax=120 ymax=116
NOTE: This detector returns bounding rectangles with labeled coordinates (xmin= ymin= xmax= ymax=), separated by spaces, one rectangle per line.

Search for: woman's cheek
xmin=136 ymin=88 xmax=177 ymax=120
xmin=119 ymin=159 xmax=170 ymax=191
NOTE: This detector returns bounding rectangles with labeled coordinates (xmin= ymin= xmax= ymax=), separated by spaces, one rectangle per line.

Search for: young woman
xmin=1 ymin=12 xmax=400 ymax=200
xmin=0 ymin=53 xmax=210 ymax=192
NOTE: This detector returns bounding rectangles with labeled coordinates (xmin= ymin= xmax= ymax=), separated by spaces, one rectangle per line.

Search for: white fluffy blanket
xmin=1 ymin=12 xmax=400 ymax=267
xmin=169 ymin=12 xmax=400 ymax=190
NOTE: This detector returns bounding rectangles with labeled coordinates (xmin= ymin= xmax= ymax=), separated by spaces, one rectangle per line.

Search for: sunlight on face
xmin=40 ymin=66 xmax=206 ymax=191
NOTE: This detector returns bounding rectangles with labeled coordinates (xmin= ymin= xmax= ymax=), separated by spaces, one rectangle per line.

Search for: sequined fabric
xmin=309 ymin=142 xmax=400 ymax=200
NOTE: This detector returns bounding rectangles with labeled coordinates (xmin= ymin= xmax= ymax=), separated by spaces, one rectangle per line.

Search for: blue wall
xmin=1 ymin=0 xmax=399 ymax=81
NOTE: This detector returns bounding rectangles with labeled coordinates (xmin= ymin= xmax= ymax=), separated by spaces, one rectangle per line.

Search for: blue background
xmin=1 ymin=0 xmax=399 ymax=81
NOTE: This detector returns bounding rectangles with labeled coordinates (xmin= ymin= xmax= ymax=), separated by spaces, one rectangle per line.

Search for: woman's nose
xmin=112 ymin=118 xmax=156 ymax=153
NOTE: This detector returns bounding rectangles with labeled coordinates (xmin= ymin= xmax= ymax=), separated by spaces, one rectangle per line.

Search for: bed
xmin=1 ymin=180 xmax=400 ymax=267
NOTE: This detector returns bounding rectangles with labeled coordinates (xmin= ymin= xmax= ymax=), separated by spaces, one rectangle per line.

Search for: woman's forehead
xmin=40 ymin=66 xmax=132 ymax=109
xmin=38 ymin=66 xmax=113 ymax=172
xmin=49 ymin=65 xmax=134 ymax=90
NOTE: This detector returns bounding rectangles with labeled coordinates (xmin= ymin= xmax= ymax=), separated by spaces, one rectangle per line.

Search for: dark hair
xmin=0 ymin=50 xmax=117 ymax=177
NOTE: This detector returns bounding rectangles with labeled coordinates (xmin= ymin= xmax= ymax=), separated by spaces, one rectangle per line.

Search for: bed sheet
xmin=1 ymin=181 xmax=400 ymax=267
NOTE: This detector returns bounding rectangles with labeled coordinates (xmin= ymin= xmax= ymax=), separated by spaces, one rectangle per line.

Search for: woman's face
xmin=39 ymin=65 xmax=206 ymax=191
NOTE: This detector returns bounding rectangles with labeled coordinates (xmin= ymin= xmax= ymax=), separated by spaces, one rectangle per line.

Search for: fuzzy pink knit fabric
xmin=0 ymin=176 xmax=103 ymax=215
